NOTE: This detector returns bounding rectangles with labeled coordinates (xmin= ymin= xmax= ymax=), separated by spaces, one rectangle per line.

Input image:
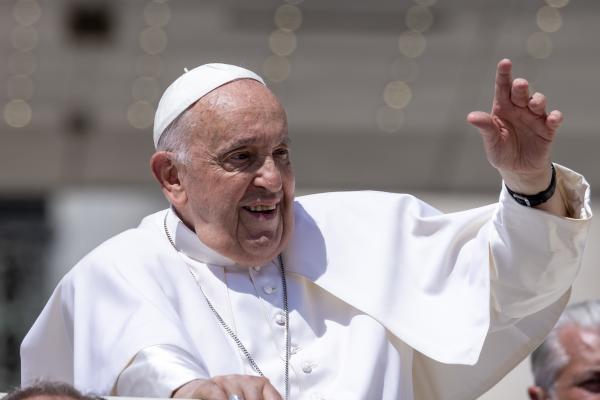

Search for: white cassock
xmin=21 ymin=165 xmax=591 ymax=400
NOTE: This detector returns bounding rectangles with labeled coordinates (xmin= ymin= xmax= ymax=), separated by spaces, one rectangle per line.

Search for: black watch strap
xmin=505 ymin=164 xmax=556 ymax=207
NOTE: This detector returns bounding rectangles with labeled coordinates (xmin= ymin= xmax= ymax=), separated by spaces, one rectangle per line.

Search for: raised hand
xmin=467 ymin=59 xmax=562 ymax=192
xmin=467 ymin=59 xmax=567 ymax=216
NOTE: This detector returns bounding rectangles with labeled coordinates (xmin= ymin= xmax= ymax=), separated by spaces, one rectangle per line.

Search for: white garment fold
xmin=21 ymin=164 xmax=592 ymax=400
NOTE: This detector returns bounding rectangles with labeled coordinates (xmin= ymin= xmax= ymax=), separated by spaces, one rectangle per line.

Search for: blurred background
xmin=0 ymin=0 xmax=597 ymax=397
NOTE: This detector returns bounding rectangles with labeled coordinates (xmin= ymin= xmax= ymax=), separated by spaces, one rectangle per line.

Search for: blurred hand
xmin=173 ymin=375 xmax=283 ymax=400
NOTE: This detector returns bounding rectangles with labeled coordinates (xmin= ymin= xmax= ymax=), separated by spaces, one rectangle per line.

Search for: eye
xmin=229 ymin=151 xmax=250 ymax=161
xmin=274 ymin=147 xmax=290 ymax=162
xmin=220 ymin=150 xmax=254 ymax=171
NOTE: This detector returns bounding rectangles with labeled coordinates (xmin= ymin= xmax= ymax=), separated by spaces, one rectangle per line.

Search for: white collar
xmin=165 ymin=208 xmax=238 ymax=269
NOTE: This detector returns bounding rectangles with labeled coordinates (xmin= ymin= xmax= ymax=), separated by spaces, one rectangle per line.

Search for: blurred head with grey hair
xmin=528 ymin=299 xmax=600 ymax=400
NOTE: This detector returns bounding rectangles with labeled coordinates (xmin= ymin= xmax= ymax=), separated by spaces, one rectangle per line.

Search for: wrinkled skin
xmin=153 ymin=79 xmax=295 ymax=268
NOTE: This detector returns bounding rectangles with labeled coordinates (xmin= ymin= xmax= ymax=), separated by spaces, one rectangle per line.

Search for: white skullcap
xmin=153 ymin=63 xmax=265 ymax=147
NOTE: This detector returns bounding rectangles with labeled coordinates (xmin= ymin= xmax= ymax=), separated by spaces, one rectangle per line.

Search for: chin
xmin=233 ymin=234 xmax=286 ymax=267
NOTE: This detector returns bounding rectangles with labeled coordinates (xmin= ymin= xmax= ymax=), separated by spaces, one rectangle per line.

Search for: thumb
xmin=467 ymin=111 xmax=497 ymax=138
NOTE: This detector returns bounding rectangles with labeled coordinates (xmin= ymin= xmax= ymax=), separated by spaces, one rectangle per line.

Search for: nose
xmin=254 ymin=156 xmax=283 ymax=193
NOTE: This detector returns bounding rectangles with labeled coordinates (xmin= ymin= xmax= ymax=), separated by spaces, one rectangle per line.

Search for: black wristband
xmin=505 ymin=164 xmax=556 ymax=207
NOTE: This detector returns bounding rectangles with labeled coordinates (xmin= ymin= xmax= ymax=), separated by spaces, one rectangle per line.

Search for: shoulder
xmin=294 ymin=191 xmax=440 ymax=221
xmin=65 ymin=210 xmax=171 ymax=282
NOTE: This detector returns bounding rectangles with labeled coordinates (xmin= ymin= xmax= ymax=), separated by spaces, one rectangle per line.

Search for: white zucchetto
xmin=153 ymin=63 xmax=265 ymax=147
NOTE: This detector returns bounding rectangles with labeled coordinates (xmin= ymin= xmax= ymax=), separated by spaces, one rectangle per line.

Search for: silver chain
xmin=163 ymin=212 xmax=290 ymax=400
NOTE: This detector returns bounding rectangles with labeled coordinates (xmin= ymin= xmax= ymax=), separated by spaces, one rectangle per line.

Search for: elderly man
xmin=22 ymin=60 xmax=591 ymax=400
xmin=528 ymin=300 xmax=600 ymax=400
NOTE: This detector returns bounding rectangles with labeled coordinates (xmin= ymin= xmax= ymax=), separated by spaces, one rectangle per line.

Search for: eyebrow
xmin=224 ymin=136 xmax=291 ymax=149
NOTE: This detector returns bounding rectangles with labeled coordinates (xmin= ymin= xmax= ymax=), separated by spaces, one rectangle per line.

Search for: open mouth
xmin=243 ymin=204 xmax=277 ymax=215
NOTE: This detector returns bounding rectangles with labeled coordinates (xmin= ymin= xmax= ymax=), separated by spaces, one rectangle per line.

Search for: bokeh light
xmin=4 ymin=99 xmax=32 ymax=128
xmin=536 ymin=6 xmax=562 ymax=33
xmin=405 ymin=6 xmax=434 ymax=33
xmin=139 ymin=27 xmax=168 ymax=55
xmin=545 ymin=0 xmax=569 ymax=8
xmin=269 ymin=30 xmax=297 ymax=56
xmin=398 ymin=31 xmax=427 ymax=58
xmin=274 ymin=5 xmax=303 ymax=32
xmin=414 ymin=0 xmax=437 ymax=6
xmin=11 ymin=26 xmax=39 ymax=51
xmin=127 ymin=101 xmax=154 ymax=129
xmin=144 ymin=0 xmax=171 ymax=28
xmin=13 ymin=0 xmax=42 ymax=26
xmin=263 ymin=55 xmax=291 ymax=82
xmin=383 ymin=81 xmax=413 ymax=109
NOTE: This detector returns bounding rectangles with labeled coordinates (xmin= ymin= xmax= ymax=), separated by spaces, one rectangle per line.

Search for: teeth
xmin=247 ymin=204 xmax=276 ymax=212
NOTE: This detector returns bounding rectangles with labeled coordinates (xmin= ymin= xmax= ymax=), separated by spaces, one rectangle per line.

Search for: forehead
xmin=188 ymin=79 xmax=288 ymax=148
xmin=560 ymin=325 xmax=600 ymax=365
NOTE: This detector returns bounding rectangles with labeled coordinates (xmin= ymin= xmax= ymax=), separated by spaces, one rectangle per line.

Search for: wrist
xmin=504 ymin=164 xmax=556 ymax=207
xmin=501 ymin=164 xmax=554 ymax=194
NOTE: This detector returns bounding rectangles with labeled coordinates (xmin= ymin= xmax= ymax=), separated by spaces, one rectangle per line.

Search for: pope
xmin=21 ymin=60 xmax=592 ymax=400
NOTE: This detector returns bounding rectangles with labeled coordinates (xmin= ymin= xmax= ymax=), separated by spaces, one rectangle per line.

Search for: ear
xmin=527 ymin=385 xmax=548 ymax=400
xmin=150 ymin=151 xmax=187 ymax=207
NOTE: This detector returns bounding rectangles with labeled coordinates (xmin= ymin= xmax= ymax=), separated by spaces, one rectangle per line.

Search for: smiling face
xmin=551 ymin=325 xmax=600 ymax=400
xmin=174 ymin=79 xmax=295 ymax=267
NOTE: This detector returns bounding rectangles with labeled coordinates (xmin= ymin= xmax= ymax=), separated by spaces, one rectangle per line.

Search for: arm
xmin=115 ymin=345 xmax=282 ymax=400
xmin=412 ymin=59 xmax=592 ymax=400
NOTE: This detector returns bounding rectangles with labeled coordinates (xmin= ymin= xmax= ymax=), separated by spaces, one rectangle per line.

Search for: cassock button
xmin=302 ymin=361 xmax=314 ymax=374
xmin=290 ymin=343 xmax=300 ymax=354
xmin=275 ymin=312 xmax=286 ymax=326
xmin=263 ymin=284 xmax=277 ymax=295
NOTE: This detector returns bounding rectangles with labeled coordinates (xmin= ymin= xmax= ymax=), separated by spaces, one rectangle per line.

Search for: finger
xmin=528 ymin=92 xmax=547 ymax=116
xmin=261 ymin=380 xmax=283 ymax=400
xmin=467 ymin=111 xmax=497 ymax=137
xmin=510 ymin=78 xmax=530 ymax=108
xmin=546 ymin=109 xmax=563 ymax=130
xmin=494 ymin=58 xmax=513 ymax=106
xmin=221 ymin=383 xmax=246 ymax=400
xmin=228 ymin=376 xmax=273 ymax=400
xmin=197 ymin=382 xmax=228 ymax=400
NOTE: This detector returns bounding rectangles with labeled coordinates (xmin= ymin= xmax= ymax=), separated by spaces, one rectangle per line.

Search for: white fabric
xmin=153 ymin=63 xmax=265 ymax=147
xmin=21 ymin=164 xmax=591 ymax=400
xmin=115 ymin=345 xmax=204 ymax=397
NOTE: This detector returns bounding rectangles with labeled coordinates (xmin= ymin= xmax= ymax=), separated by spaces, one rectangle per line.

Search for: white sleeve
xmin=115 ymin=344 xmax=207 ymax=398
xmin=413 ymin=164 xmax=592 ymax=400
xmin=488 ymin=163 xmax=592 ymax=327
